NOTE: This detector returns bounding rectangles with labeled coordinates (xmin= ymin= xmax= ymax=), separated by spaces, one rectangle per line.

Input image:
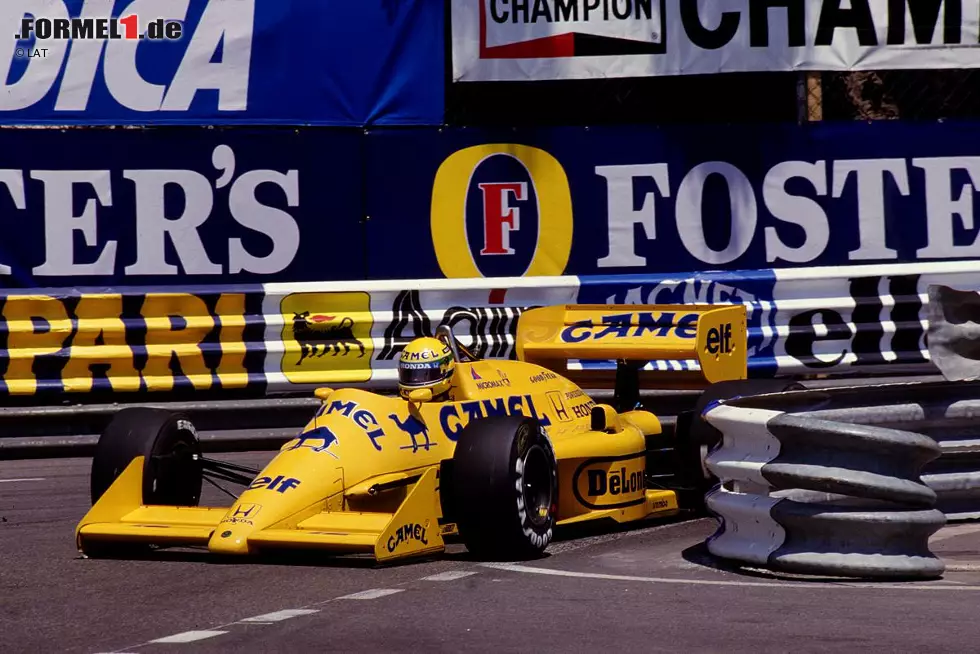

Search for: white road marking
xmin=931 ymin=524 xmax=980 ymax=543
xmin=421 ymin=571 xmax=479 ymax=582
xmin=148 ymin=630 xmax=229 ymax=644
xmin=102 ymin=586 xmax=409 ymax=651
xmin=480 ymin=562 xmax=980 ymax=592
xmin=0 ymin=477 xmax=45 ymax=483
xmin=944 ymin=563 xmax=980 ymax=572
xmin=239 ymin=609 xmax=319 ymax=623
xmin=336 ymin=588 xmax=405 ymax=600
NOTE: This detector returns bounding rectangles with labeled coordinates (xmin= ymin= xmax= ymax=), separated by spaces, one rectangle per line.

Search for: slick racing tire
xmin=91 ymin=408 xmax=203 ymax=507
xmin=450 ymin=415 xmax=558 ymax=561
xmin=674 ymin=379 xmax=805 ymax=509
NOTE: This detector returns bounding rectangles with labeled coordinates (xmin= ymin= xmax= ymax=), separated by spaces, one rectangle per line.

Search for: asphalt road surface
xmin=5 ymin=454 xmax=980 ymax=654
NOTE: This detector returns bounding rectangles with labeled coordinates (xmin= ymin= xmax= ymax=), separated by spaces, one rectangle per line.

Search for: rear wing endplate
xmin=515 ymin=304 xmax=748 ymax=390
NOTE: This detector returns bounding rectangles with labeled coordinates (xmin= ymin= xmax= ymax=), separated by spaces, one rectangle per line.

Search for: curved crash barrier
xmin=703 ymin=403 xmax=946 ymax=579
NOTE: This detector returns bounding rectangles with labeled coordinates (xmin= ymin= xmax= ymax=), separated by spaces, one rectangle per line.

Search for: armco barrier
xmin=2 ymin=261 xmax=980 ymax=402
xmin=701 ymin=379 xmax=980 ymax=578
xmin=704 ymin=404 xmax=945 ymax=579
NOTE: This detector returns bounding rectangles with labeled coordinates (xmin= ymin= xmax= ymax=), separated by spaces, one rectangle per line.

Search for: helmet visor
xmin=398 ymin=360 xmax=448 ymax=387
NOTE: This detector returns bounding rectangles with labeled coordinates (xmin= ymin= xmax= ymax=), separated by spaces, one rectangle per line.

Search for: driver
xmin=397 ymin=336 xmax=456 ymax=401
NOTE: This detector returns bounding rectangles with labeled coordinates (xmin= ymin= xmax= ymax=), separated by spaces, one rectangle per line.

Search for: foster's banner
xmin=5 ymin=120 xmax=980 ymax=289
xmin=366 ymin=121 xmax=980 ymax=280
xmin=452 ymin=0 xmax=980 ymax=81
xmin=1 ymin=0 xmax=443 ymax=125
xmin=0 ymin=127 xmax=365 ymax=288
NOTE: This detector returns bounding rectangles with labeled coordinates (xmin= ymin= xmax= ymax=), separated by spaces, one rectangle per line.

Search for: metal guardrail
xmin=0 ymin=387 xmax=706 ymax=460
xmin=723 ymin=379 xmax=980 ymax=521
xmin=0 ymin=396 xmax=322 ymax=460
xmin=704 ymin=402 xmax=945 ymax=579
xmin=701 ymin=378 xmax=980 ymax=578
xmin=0 ymin=376 xmax=944 ymax=461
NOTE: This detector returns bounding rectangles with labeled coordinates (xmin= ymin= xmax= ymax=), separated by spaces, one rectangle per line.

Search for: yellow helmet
xmin=397 ymin=337 xmax=455 ymax=400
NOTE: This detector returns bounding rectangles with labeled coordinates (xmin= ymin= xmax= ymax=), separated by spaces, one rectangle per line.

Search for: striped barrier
xmin=703 ymin=397 xmax=946 ymax=579
xmin=700 ymin=377 xmax=980 ymax=578
xmin=0 ymin=260 xmax=979 ymax=398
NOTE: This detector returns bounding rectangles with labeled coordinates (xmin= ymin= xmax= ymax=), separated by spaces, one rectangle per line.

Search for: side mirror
xmin=590 ymin=404 xmax=620 ymax=433
xmin=314 ymin=387 xmax=333 ymax=401
xmin=408 ymin=388 xmax=433 ymax=403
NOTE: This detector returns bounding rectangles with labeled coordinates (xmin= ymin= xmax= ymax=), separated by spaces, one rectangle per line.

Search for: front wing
xmin=76 ymin=457 xmax=449 ymax=563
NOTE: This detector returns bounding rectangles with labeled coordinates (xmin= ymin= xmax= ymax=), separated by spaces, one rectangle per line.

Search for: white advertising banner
xmin=452 ymin=0 xmax=980 ymax=81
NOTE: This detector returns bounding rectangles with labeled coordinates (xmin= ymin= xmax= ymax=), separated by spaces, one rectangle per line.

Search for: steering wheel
xmin=436 ymin=324 xmax=479 ymax=363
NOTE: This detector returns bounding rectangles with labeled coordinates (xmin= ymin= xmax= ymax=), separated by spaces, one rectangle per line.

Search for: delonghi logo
xmin=1 ymin=0 xmax=254 ymax=112
xmin=587 ymin=466 xmax=643 ymax=497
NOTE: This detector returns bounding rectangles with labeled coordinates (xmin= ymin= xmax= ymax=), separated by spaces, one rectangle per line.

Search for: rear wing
xmin=515 ymin=304 xmax=747 ymax=390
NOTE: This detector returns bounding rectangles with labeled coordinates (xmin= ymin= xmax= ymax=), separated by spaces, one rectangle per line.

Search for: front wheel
xmin=449 ymin=415 xmax=558 ymax=560
xmin=91 ymin=408 xmax=203 ymax=506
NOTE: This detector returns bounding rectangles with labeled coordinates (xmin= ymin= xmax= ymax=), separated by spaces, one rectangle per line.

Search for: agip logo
xmin=431 ymin=144 xmax=573 ymax=279
xmin=279 ymin=291 xmax=373 ymax=384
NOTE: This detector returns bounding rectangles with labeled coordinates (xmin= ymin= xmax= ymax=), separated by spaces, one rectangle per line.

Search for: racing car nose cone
xmin=208 ymin=524 xmax=251 ymax=555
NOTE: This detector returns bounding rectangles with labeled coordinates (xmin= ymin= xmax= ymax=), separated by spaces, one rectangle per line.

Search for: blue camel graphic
xmin=388 ymin=413 xmax=434 ymax=453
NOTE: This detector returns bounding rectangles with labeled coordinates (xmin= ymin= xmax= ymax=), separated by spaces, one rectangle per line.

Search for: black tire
xmin=450 ymin=415 xmax=558 ymax=560
xmin=674 ymin=379 xmax=805 ymax=508
xmin=90 ymin=408 xmax=203 ymax=507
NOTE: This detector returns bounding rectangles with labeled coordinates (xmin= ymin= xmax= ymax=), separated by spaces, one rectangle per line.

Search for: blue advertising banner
xmin=0 ymin=0 xmax=443 ymax=125
xmin=0 ymin=127 xmax=366 ymax=288
xmin=5 ymin=120 xmax=980 ymax=289
xmin=364 ymin=121 xmax=980 ymax=280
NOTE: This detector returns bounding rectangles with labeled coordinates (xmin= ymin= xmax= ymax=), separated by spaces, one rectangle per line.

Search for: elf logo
xmin=248 ymin=475 xmax=301 ymax=494
xmin=706 ymin=323 xmax=733 ymax=355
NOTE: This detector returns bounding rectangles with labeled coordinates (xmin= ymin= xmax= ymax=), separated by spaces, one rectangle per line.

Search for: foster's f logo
xmin=431 ymin=144 xmax=573 ymax=279
xmin=479 ymin=182 xmax=527 ymax=256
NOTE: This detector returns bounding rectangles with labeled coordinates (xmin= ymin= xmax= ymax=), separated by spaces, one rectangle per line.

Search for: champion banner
xmin=452 ymin=0 xmax=980 ymax=81
xmin=0 ymin=0 xmax=443 ymax=125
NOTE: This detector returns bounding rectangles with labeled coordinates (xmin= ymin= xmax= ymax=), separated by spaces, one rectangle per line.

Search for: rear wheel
xmin=673 ymin=379 xmax=805 ymax=509
xmin=449 ymin=416 xmax=558 ymax=560
xmin=91 ymin=408 xmax=203 ymax=506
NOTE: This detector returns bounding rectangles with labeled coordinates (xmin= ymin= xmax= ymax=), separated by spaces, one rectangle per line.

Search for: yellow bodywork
xmin=76 ymin=304 xmax=746 ymax=562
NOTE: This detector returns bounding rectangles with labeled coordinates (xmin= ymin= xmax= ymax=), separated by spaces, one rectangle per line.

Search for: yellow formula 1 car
xmin=77 ymin=304 xmax=748 ymax=563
